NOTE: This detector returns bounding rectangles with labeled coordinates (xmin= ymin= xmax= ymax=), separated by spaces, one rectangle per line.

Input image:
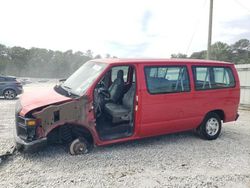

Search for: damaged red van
xmin=15 ymin=59 xmax=240 ymax=155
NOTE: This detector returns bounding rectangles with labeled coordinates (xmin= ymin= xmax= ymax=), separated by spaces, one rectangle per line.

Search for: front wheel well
xmin=47 ymin=124 xmax=94 ymax=145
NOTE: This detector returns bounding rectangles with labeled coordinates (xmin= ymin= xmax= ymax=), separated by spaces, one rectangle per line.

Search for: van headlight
xmin=26 ymin=119 xmax=37 ymax=126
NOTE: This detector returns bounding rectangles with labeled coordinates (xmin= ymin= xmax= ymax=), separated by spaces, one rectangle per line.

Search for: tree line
xmin=0 ymin=38 xmax=249 ymax=78
xmin=0 ymin=44 xmax=115 ymax=78
xmin=171 ymin=39 xmax=250 ymax=64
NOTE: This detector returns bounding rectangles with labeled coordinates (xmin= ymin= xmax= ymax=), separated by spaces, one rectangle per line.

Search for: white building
xmin=236 ymin=64 xmax=250 ymax=108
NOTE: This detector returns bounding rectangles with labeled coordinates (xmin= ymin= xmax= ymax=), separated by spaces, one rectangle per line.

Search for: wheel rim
xmin=205 ymin=117 xmax=220 ymax=136
xmin=4 ymin=90 xmax=15 ymax=99
xmin=73 ymin=141 xmax=87 ymax=155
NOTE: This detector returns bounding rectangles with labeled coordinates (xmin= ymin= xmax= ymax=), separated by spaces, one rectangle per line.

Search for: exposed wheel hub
xmin=69 ymin=138 xmax=88 ymax=155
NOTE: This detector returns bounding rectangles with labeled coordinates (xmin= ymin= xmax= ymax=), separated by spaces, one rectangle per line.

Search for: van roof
xmin=94 ymin=58 xmax=233 ymax=65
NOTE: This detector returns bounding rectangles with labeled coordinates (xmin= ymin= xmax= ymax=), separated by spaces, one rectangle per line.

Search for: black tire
xmin=3 ymin=89 xmax=17 ymax=100
xmin=197 ymin=112 xmax=222 ymax=140
xmin=69 ymin=137 xmax=90 ymax=155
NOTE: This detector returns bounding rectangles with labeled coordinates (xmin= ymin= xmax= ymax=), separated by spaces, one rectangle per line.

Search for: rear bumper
xmin=235 ymin=113 xmax=240 ymax=121
xmin=14 ymin=133 xmax=47 ymax=152
xmin=16 ymin=87 xmax=23 ymax=95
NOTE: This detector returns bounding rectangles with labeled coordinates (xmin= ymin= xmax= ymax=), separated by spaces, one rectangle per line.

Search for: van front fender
xmin=32 ymin=97 xmax=90 ymax=136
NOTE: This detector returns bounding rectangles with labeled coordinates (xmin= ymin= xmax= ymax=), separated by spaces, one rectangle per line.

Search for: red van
xmin=15 ymin=59 xmax=240 ymax=154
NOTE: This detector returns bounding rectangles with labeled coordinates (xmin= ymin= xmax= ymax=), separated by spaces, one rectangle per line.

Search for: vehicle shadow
xmin=24 ymin=130 xmax=199 ymax=159
xmin=0 ymin=97 xmax=19 ymax=101
xmin=93 ymin=130 xmax=199 ymax=153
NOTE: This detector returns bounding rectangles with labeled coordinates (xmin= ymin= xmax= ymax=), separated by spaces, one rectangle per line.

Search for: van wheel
xmin=3 ymin=89 xmax=16 ymax=100
xmin=197 ymin=112 xmax=222 ymax=140
xmin=69 ymin=137 xmax=90 ymax=155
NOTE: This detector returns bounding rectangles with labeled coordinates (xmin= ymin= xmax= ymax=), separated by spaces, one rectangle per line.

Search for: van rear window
xmin=144 ymin=66 xmax=190 ymax=94
xmin=192 ymin=66 xmax=235 ymax=90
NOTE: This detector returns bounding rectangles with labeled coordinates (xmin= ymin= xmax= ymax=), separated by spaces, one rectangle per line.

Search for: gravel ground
xmin=0 ymin=83 xmax=250 ymax=188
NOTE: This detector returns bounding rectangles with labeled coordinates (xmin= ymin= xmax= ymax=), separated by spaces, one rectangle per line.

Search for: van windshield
xmin=61 ymin=61 xmax=107 ymax=96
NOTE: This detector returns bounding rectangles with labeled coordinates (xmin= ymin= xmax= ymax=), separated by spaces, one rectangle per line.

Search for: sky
xmin=0 ymin=0 xmax=250 ymax=58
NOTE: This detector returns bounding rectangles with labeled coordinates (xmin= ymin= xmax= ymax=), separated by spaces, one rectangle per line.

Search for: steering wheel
xmin=98 ymin=87 xmax=110 ymax=98
xmin=99 ymin=80 xmax=106 ymax=88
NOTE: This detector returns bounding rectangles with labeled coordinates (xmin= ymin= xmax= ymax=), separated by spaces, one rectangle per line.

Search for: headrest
xmin=117 ymin=70 xmax=124 ymax=79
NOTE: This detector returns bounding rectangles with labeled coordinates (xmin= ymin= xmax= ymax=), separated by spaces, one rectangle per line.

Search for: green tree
xmin=94 ymin=54 xmax=102 ymax=59
xmin=171 ymin=53 xmax=188 ymax=58
xmin=8 ymin=46 xmax=29 ymax=76
xmin=210 ymin=42 xmax=231 ymax=62
xmin=105 ymin=53 xmax=111 ymax=58
xmin=190 ymin=50 xmax=207 ymax=59
xmin=84 ymin=50 xmax=93 ymax=59
xmin=190 ymin=39 xmax=250 ymax=64
xmin=231 ymin=39 xmax=250 ymax=64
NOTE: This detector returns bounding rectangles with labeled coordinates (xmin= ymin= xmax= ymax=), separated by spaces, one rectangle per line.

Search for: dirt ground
xmin=0 ymin=83 xmax=250 ymax=188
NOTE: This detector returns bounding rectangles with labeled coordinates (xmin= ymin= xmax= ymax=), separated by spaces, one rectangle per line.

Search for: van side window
xmin=132 ymin=69 xmax=136 ymax=83
xmin=193 ymin=66 xmax=235 ymax=90
xmin=193 ymin=67 xmax=212 ymax=89
xmin=213 ymin=67 xmax=235 ymax=88
xmin=145 ymin=66 xmax=190 ymax=94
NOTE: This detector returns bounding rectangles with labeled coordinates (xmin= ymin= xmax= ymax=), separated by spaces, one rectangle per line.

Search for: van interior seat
xmin=105 ymin=84 xmax=135 ymax=122
xmin=108 ymin=70 xmax=125 ymax=103
xmin=147 ymin=77 xmax=172 ymax=93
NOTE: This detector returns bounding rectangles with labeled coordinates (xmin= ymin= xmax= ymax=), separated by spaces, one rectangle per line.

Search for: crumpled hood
xmin=19 ymin=87 xmax=72 ymax=116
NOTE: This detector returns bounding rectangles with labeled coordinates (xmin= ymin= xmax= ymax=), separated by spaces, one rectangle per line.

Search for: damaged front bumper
xmin=14 ymin=115 xmax=47 ymax=152
xmin=14 ymin=133 xmax=47 ymax=152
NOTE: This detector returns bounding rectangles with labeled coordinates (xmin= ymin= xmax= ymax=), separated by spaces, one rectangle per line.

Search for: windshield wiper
xmin=62 ymin=85 xmax=80 ymax=98
xmin=62 ymin=85 xmax=73 ymax=96
xmin=63 ymin=85 xmax=71 ymax=90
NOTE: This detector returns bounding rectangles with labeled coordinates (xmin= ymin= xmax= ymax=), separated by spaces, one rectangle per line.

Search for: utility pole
xmin=207 ymin=0 xmax=213 ymax=59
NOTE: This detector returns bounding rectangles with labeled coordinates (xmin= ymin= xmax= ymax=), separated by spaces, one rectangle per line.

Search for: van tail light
xmin=16 ymin=81 xmax=22 ymax=86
